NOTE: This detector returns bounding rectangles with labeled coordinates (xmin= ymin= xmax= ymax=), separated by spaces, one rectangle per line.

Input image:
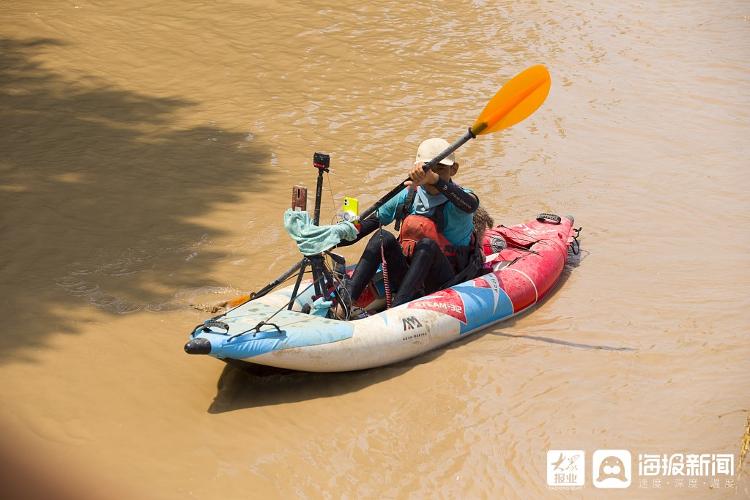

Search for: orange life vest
xmin=398 ymin=214 xmax=456 ymax=259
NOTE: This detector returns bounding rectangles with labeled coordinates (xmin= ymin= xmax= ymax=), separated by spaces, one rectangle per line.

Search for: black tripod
xmin=249 ymin=152 xmax=342 ymax=311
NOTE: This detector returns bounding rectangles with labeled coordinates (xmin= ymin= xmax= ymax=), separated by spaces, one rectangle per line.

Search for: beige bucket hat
xmin=415 ymin=138 xmax=455 ymax=166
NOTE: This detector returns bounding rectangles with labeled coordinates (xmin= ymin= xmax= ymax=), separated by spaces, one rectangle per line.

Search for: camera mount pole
xmin=312 ymin=152 xmax=329 ymax=226
xmin=309 ymin=152 xmax=331 ymax=296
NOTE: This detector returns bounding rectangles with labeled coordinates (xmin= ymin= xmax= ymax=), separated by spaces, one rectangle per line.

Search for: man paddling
xmin=335 ymin=138 xmax=483 ymax=319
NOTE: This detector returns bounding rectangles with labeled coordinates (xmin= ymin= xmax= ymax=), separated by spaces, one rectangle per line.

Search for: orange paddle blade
xmin=227 ymin=293 xmax=253 ymax=308
xmin=470 ymin=65 xmax=551 ymax=136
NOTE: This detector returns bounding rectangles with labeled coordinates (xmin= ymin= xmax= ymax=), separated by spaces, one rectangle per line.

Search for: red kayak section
xmin=482 ymin=215 xmax=576 ymax=313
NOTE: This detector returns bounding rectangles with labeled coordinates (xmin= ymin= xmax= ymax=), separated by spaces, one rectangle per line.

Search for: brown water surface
xmin=1 ymin=1 xmax=748 ymax=498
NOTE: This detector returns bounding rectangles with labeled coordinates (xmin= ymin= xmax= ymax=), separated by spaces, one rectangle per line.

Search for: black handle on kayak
xmin=358 ymin=129 xmax=476 ymax=222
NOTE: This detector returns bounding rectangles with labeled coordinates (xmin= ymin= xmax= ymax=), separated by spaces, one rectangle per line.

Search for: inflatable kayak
xmin=185 ymin=214 xmax=579 ymax=372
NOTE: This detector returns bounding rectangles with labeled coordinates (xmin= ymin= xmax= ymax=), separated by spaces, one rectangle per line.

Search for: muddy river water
xmin=1 ymin=1 xmax=748 ymax=498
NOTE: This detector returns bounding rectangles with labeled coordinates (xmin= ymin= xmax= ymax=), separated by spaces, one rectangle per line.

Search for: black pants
xmin=347 ymin=231 xmax=456 ymax=307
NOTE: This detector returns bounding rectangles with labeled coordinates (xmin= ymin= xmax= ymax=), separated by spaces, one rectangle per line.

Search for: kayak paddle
xmin=359 ymin=64 xmax=551 ymax=222
xmin=193 ymin=65 xmax=551 ymax=313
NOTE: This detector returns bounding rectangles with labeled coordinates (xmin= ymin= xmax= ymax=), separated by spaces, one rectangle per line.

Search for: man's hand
xmin=404 ymin=161 xmax=439 ymax=189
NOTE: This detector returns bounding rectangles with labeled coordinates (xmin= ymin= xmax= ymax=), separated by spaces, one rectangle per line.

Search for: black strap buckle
xmin=571 ymin=227 xmax=582 ymax=255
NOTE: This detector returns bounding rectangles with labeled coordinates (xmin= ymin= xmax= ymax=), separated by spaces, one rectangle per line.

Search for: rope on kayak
xmin=326 ymin=257 xmax=355 ymax=320
xmin=494 ymin=225 xmax=542 ymax=257
xmin=245 ymin=276 xmax=324 ymax=336
xmin=379 ymin=217 xmax=392 ymax=309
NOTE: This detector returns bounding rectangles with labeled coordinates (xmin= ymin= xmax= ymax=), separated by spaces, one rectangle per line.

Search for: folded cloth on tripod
xmin=283 ymin=209 xmax=358 ymax=256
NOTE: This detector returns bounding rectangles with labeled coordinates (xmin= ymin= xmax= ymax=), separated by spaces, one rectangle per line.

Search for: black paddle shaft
xmin=358 ymin=129 xmax=475 ymax=222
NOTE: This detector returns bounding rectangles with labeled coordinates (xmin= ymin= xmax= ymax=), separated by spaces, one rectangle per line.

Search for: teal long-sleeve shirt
xmin=347 ymin=183 xmax=476 ymax=247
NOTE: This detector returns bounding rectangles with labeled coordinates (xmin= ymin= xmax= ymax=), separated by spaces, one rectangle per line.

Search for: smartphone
xmin=341 ymin=196 xmax=358 ymax=221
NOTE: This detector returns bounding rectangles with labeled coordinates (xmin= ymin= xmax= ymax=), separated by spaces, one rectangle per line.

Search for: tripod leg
xmin=287 ymin=258 xmax=308 ymax=310
xmin=308 ymin=255 xmax=327 ymax=297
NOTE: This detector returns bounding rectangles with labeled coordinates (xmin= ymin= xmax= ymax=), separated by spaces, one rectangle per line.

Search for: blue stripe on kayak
xmin=452 ymin=276 xmax=514 ymax=335
xmin=191 ymin=302 xmax=354 ymax=360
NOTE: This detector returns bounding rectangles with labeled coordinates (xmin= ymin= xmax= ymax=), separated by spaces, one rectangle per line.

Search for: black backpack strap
xmin=430 ymin=202 xmax=447 ymax=233
xmin=394 ymin=189 xmax=417 ymax=231
xmin=438 ymin=231 xmax=485 ymax=289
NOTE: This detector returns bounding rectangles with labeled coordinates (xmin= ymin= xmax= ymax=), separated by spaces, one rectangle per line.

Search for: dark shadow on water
xmin=207 ymin=352 xmax=445 ymax=413
xmin=0 ymin=38 xmax=271 ymax=363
